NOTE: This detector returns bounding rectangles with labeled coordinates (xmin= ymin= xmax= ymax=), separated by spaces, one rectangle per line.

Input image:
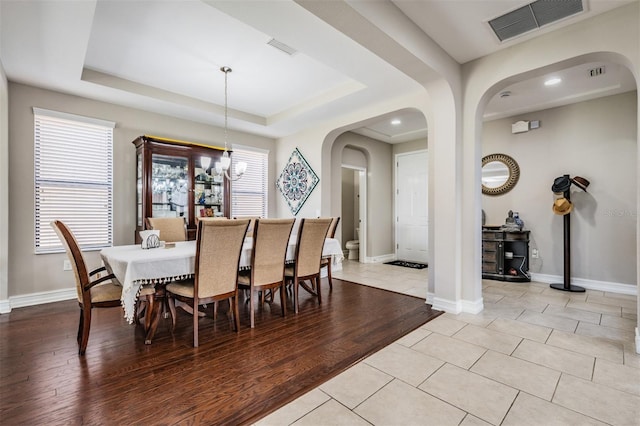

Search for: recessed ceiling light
xmin=544 ymin=77 xmax=562 ymax=86
xmin=391 ymin=119 xmax=402 ymax=125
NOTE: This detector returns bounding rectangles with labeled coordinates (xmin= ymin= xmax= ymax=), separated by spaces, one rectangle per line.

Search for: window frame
xmin=33 ymin=107 xmax=115 ymax=254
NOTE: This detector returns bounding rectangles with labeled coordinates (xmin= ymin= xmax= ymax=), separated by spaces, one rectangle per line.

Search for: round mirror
xmin=481 ymin=153 xmax=520 ymax=195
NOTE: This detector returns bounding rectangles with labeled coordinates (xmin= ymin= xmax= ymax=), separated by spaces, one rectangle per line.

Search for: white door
xmin=396 ymin=151 xmax=428 ymax=263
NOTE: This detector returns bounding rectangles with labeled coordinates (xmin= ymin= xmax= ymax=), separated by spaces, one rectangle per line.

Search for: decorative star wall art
xmin=276 ymin=147 xmax=319 ymax=215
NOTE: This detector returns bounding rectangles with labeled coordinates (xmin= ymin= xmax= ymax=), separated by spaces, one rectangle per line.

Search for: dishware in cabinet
xmin=133 ymin=135 xmax=230 ymax=242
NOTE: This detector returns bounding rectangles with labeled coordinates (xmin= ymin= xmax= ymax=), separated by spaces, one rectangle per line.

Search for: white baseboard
xmin=636 ymin=327 xmax=639 ymax=355
xmin=363 ymin=254 xmax=396 ymax=264
xmin=530 ymin=273 xmax=637 ymax=295
xmin=426 ymin=292 xmax=434 ymax=305
xmin=0 ymin=299 xmax=10 ymax=314
xmin=426 ymin=293 xmax=484 ymax=315
xmin=461 ymin=298 xmax=484 ymax=314
xmin=0 ymin=287 xmax=76 ymax=313
xmin=427 ymin=293 xmax=460 ymax=314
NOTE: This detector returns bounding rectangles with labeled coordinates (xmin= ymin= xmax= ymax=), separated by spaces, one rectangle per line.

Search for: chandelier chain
xmin=217 ymin=66 xmax=246 ymax=182
xmin=222 ymin=66 xmax=230 ymax=151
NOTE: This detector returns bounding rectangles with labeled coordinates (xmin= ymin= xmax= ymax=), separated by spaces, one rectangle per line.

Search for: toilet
xmin=345 ymin=228 xmax=360 ymax=260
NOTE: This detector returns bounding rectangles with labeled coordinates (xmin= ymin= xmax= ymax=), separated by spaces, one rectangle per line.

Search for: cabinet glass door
xmin=136 ymin=153 xmax=143 ymax=227
xmin=151 ymin=153 xmax=189 ymax=220
xmin=194 ymin=159 xmax=224 ymax=219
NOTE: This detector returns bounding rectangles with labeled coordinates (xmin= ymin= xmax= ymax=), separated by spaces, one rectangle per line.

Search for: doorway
xmin=395 ymin=150 xmax=428 ymax=263
xmin=341 ymin=165 xmax=367 ymax=262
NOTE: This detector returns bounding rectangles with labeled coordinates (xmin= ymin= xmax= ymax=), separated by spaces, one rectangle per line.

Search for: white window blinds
xmin=231 ymin=146 xmax=268 ymax=218
xmin=34 ymin=108 xmax=115 ymax=253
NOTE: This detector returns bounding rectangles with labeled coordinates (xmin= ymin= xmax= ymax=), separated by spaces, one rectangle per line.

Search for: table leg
xmin=143 ymin=296 xmax=155 ymax=332
xmin=144 ymin=286 xmax=165 ymax=345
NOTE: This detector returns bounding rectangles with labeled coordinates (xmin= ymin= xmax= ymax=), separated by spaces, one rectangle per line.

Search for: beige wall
xmin=342 ymin=145 xmax=367 ymax=169
xmin=392 ymin=138 xmax=428 ymax=156
xmin=0 ymin=60 xmax=8 ymax=306
xmin=482 ymin=91 xmax=637 ymax=286
xmin=7 ymin=83 xmax=276 ymax=298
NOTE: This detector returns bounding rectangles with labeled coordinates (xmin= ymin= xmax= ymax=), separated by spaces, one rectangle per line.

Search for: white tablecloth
xmin=100 ymin=238 xmax=343 ymax=323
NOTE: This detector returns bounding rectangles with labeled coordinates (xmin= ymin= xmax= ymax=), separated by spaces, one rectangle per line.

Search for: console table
xmin=482 ymin=227 xmax=530 ymax=282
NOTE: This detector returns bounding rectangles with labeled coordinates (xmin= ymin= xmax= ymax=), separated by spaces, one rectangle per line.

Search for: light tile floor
xmin=257 ymin=260 xmax=640 ymax=426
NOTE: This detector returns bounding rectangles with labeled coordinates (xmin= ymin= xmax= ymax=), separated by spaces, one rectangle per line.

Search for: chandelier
xmin=214 ymin=66 xmax=247 ymax=181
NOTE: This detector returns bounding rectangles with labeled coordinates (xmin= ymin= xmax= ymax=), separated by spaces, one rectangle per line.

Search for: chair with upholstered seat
xmin=51 ymin=220 xmax=122 ymax=356
xmin=238 ymin=218 xmax=295 ymax=328
xmin=319 ymin=217 xmax=340 ymax=289
xmin=145 ymin=217 xmax=187 ymax=242
xmin=285 ymin=218 xmax=332 ymax=313
xmin=166 ymin=218 xmax=249 ymax=347
xmin=141 ymin=217 xmax=187 ymax=319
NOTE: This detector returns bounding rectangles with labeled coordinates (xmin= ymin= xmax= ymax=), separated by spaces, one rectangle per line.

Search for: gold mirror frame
xmin=481 ymin=153 xmax=520 ymax=196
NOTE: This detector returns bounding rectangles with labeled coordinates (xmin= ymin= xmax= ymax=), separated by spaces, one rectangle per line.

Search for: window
xmin=231 ymin=146 xmax=268 ymax=218
xmin=34 ymin=108 xmax=114 ymax=253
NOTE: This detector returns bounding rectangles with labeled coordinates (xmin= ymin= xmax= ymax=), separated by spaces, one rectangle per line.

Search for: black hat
xmin=551 ymin=175 xmax=571 ymax=193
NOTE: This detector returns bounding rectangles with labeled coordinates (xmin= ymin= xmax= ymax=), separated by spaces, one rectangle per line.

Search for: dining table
xmin=100 ymin=236 xmax=343 ymax=343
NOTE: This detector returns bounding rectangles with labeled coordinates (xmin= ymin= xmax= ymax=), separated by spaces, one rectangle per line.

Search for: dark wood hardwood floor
xmin=0 ymin=279 xmax=442 ymax=425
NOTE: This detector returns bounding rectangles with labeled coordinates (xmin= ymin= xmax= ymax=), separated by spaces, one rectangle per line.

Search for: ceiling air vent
xmin=267 ymin=38 xmax=298 ymax=56
xmin=489 ymin=0 xmax=584 ymax=42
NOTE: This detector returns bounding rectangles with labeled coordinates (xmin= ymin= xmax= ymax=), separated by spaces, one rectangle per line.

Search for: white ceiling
xmin=0 ymin=0 xmax=636 ymax=144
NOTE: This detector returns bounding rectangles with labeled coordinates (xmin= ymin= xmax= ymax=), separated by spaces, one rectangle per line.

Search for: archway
xmin=321 ymin=108 xmax=431 ymax=281
xmin=467 ymin=52 xmax=639 ymax=352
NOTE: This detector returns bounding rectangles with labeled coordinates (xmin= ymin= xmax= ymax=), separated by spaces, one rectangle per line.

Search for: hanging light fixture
xmin=215 ymin=66 xmax=247 ymax=181
xmin=200 ymin=156 xmax=211 ymax=171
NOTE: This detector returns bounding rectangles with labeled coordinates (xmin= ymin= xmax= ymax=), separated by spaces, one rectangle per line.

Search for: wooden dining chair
xmin=319 ymin=216 xmax=340 ymax=289
xmin=285 ymin=218 xmax=332 ymax=313
xmin=51 ymin=220 xmax=122 ymax=356
xmin=166 ymin=218 xmax=249 ymax=347
xmin=237 ymin=218 xmax=295 ymax=328
xmin=145 ymin=217 xmax=187 ymax=242
xmin=141 ymin=217 xmax=187 ymax=319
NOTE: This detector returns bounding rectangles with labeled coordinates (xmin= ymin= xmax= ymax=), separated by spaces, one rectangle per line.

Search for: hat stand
xmin=550 ymin=175 xmax=585 ymax=293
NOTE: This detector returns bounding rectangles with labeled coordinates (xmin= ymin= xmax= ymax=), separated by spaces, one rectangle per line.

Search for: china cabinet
xmin=133 ymin=135 xmax=230 ymax=241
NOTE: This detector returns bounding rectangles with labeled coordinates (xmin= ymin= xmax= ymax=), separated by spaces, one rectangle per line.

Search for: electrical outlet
xmin=63 ymin=260 xmax=72 ymax=271
xmin=532 ymin=248 xmax=539 ymax=259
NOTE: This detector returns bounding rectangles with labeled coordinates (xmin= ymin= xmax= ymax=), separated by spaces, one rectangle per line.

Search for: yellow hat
xmin=552 ymin=197 xmax=573 ymax=215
